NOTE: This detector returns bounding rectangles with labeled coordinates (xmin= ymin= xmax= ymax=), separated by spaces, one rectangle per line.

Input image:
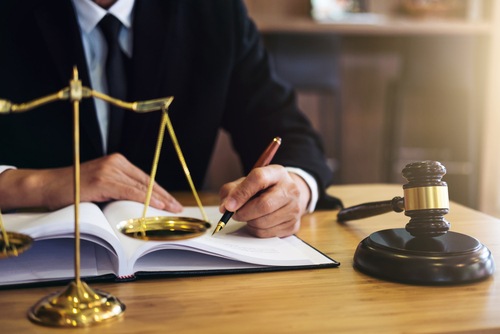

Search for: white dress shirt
xmin=72 ymin=0 xmax=134 ymax=152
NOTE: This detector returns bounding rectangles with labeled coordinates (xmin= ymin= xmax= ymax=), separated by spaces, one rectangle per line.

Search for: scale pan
xmin=0 ymin=232 xmax=33 ymax=258
xmin=117 ymin=216 xmax=211 ymax=241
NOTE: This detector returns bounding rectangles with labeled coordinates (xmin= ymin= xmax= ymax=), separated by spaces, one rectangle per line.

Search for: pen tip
xmin=211 ymin=221 xmax=226 ymax=236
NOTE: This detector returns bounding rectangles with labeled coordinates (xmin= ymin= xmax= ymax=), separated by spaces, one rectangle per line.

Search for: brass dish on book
xmin=0 ymin=232 xmax=33 ymax=258
xmin=117 ymin=216 xmax=211 ymax=241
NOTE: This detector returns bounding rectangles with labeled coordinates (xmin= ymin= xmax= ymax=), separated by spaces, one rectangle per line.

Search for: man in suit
xmin=0 ymin=0 xmax=340 ymax=237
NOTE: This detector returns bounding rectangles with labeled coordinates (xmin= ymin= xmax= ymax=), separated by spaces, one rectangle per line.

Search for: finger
xmin=246 ymin=216 xmax=300 ymax=238
xmin=222 ymin=165 xmax=282 ymax=212
xmin=81 ymin=154 xmax=183 ymax=212
xmin=112 ymin=172 xmax=183 ymax=212
xmin=106 ymin=154 xmax=153 ymax=187
xmin=108 ymin=154 xmax=183 ymax=211
xmin=96 ymin=179 xmax=181 ymax=212
xmin=150 ymin=188 xmax=183 ymax=212
xmin=218 ymin=178 xmax=242 ymax=213
xmin=114 ymin=159 xmax=182 ymax=211
xmin=233 ymin=185 xmax=289 ymax=223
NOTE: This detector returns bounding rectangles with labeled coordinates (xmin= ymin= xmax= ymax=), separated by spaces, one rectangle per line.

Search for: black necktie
xmin=99 ymin=14 xmax=127 ymax=153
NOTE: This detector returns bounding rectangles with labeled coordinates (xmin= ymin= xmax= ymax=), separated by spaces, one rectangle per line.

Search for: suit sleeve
xmin=220 ymin=0 xmax=342 ymax=210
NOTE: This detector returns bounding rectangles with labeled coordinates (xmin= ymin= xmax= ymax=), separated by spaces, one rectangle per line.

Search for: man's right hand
xmin=0 ymin=153 xmax=183 ymax=212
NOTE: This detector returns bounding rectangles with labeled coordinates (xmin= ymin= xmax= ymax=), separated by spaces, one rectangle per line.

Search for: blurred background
xmin=204 ymin=0 xmax=500 ymax=218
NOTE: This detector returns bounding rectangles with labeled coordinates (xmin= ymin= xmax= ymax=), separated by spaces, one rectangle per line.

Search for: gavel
xmin=342 ymin=160 xmax=494 ymax=285
xmin=338 ymin=160 xmax=450 ymax=238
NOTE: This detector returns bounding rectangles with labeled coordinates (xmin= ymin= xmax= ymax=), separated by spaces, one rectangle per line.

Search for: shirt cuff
xmin=285 ymin=167 xmax=319 ymax=213
xmin=0 ymin=166 xmax=16 ymax=174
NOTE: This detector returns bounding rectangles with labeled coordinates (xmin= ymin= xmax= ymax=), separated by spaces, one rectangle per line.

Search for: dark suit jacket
xmin=0 ymin=0 xmax=339 ymax=208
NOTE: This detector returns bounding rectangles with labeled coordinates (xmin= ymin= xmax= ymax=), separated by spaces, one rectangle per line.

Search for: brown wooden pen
xmin=212 ymin=136 xmax=282 ymax=235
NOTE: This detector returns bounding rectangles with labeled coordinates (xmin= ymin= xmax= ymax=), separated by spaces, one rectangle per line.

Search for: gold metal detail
xmin=212 ymin=221 xmax=226 ymax=235
xmin=70 ymin=67 xmax=83 ymax=102
xmin=139 ymin=101 xmax=171 ymax=237
xmin=404 ymin=186 xmax=449 ymax=211
xmin=26 ymin=68 xmax=126 ymax=327
xmin=28 ymin=280 xmax=125 ymax=327
xmin=0 ymin=86 xmax=170 ymax=115
xmin=1 ymin=66 xmax=211 ymax=326
xmin=117 ymin=216 xmax=211 ymax=241
xmin=162 ymin=105 xmax=209 ymax=223
xmin=125 ymin=99 xmax=211 ymax=240
xmin=0 ymin=210 xmax=33 ymax=258
xmin=72 ymin=69 xmax=82 ymax=283
xmin=7 ymin=89 xmax=70 ymax=113
xmin=91 ymin=91 xmax=174 ymax=113
xmin=0 ymin=99 xmax=12 ymax=113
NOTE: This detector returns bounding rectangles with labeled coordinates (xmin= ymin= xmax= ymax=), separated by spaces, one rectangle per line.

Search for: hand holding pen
xmin=212 ymin=137 xmax=282 ymax=235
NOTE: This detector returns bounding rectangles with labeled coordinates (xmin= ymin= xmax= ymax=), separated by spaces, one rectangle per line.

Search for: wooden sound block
xmin=353 ymin=228 xmax=495 ymax=285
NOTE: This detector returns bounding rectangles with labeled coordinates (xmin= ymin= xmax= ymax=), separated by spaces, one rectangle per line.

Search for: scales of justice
xmin=0 ymin=67 xmax=211 ymax=327
xmin=338 ymin=160 xmax=495 ymax=285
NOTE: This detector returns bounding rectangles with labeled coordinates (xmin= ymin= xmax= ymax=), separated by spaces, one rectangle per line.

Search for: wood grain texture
xmin=1 ymin=184 xmax=499 ymax=333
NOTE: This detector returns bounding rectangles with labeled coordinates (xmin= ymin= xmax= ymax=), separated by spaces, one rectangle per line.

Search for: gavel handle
xmin=337 ymin=196 xmax=404 ymax=222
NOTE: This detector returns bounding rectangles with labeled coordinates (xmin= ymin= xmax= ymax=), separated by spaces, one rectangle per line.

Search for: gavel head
xmin=402 ymin=161 xmax=450 ymax=238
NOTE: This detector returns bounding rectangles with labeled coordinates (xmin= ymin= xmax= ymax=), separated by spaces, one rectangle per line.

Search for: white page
xmin=0 ymin=239 xmax=113 ymax=286
xmin=5 ymin=203 xmax=117 ymax=241
xmin=2 ymin=203 xmax=125 ymax=278
xmin=0 ymin=201 xmax=336 ymax=286
xmin=133 ymin=249 xmax=265 ymax=272
xmin=103 ymin=201 xmax=332 ymax=275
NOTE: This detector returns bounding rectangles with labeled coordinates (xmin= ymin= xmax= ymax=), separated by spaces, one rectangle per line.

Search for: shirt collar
xmin=72 ymin=0 xmax=135 ymax=33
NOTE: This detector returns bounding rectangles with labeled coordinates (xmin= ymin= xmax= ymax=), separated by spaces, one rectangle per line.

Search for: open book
xmin=0 ymin=201 xmax=338 ymax=287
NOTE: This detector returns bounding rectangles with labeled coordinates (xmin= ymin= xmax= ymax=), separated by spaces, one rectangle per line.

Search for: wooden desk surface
xmin=1 ymin=184 xmax=499 ymax=333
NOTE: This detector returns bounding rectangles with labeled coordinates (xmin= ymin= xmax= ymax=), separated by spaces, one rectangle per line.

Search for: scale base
xmin=28 ymin=280 xmax=125 ymax=327
xmin=354 ymin=228 xmax=495 ymax=285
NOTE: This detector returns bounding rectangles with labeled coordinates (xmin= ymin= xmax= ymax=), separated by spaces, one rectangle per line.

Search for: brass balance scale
xmin=0 ymin=67 xmax=211 ymax=327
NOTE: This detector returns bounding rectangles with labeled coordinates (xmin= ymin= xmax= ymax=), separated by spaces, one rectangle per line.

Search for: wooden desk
xmin=1 ymin=184 xmax=499 ymax=333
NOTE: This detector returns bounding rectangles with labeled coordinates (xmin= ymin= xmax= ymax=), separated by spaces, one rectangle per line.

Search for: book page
xmin=4 ymin=203 xmax=116 ymax=241
xmin=1 ymin=203 xmax=125 ymax=280
xmin=103 ymin=201 xmax=335 ymax=275
xmin=0 ymin=239 xmax=115 ymax=286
